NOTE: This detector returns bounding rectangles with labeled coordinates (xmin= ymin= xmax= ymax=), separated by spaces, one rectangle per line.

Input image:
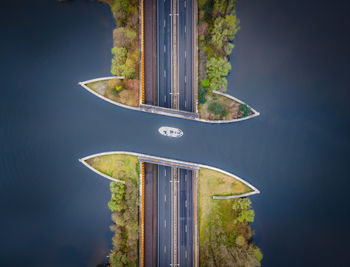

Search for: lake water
xmin=1 ymin=0 xmax=350 ymax=266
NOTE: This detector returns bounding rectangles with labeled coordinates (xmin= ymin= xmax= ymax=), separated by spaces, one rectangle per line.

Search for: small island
xmin=80 ymin=152 xmax=262 ymax=266
xmin=80 ymin=0 xmax=260 ymax=123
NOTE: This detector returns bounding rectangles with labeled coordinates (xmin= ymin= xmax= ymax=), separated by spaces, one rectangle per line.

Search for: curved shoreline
xmin=79 ymin=77 xmax=260 ymax=123
xmin=79 ymin=150 xmax=260 ymax=198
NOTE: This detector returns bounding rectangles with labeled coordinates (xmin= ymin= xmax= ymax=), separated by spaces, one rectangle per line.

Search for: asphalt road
xmin=178 ymin=169 xmax=193 ymax=266
xmin=144 ymin=163 xmax=157 ymax=267
xmin=157 ymin=0 xmax=172 ymax=108
xmin=178 ymin=0 xmax=193 ymax=112
xmin=158 ymin=165 xmax=172 ymax=266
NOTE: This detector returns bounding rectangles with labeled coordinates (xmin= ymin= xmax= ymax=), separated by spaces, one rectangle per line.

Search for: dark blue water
xmin=1 ymin=0 xmax=350 ymax=266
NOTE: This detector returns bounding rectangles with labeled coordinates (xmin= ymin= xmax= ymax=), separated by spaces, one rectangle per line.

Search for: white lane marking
xmin=164 ymin=246 xmax=167 ymax=253
xmin=185 ymin=200 xmax=188 ymax=207
xmin=164 ymin=95 xmax=166 ymax=103
xmin=184 ymin=76 xmax=187 ymax=83
xmin=185 ymin=51 xmax=187 ymax=58
xmin=164 ymin=45 xmax=166 ymax=52
xmin=164 ymin=19 xmax=166 ymax=27
xmin=185 ymin=225 xmax=188 ymax=232
xmin=164 ymin=220 xmax=167 ymax=228
xmin=185 ymin=100 xmax=187 ymax=107
xmin=164 ymin=194 xmax=167 ymax=202
xmin=164 ymin=70 xmax=166 ymax=77
xmin=185 ymin=175 xmax=187 ymax=182
xmin=185 ymin=250 xmax=188 ymax=258
xmin=164 ymin=169 xmax=167 ymax=176
xmin=185 ymin=25 xmax=187 ymax=33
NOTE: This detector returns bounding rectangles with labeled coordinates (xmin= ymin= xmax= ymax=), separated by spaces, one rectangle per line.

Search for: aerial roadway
xmin=157 ymin=0 xmax=172 ymax=108
xmin=178 ymin=0 xmax=193 ymax=112
xmin=178 ymin=168 xmax=194 ymax=266
xmin=158 ymin=165 xmax=172 ymax=266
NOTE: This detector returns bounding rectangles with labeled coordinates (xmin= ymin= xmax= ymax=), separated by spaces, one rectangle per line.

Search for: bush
xmin=239 ymin=104 xmax=251 ymax=118
xmin=199 ymin=85 xmax=207 ymax=104
xmin=208 ymin=101 xmax=225 ymax=116
xmin=201 ymin=78 xmax=210 ymax=87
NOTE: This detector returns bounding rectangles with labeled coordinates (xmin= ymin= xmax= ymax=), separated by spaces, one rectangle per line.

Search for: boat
xmin=158 ymin=126 xmax=183 ymax=138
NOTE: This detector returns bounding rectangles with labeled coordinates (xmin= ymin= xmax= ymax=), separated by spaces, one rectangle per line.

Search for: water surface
xmin=1 ymin=0 xmax=350 ymax=266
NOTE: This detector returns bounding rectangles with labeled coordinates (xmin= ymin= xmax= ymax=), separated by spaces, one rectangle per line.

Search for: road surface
xmin=144 ymin=163 xmax=157 ymax=267
xmin=178 ymin=168 xmax=193 ymax=266
xmin=178 ymin=0 xmax=193 ymax=112
xmin=144 ymin=0 xmax=157 ymax=105
xmin=158 ymin=165 xmax=172 ymax=266
xmin=157 ymin=0 xmax=172 ymax=108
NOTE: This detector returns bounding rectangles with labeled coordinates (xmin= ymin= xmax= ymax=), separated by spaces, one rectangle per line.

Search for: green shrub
xmin=208 ymin=101 xmax=225 ymax=116
xmin=239 ymin=104 xmax=251 ymax=118
xmin=198 ymin=85 xmax=207 ymax=104
xmin=201 ymin=78 xmax=210 ymax=87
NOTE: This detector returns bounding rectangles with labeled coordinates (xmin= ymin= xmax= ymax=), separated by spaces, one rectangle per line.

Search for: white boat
xmin=158 ymin=126 xmax=183 ymax=138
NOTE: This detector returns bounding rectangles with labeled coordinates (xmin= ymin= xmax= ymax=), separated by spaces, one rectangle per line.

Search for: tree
xmin=206 ymin=57 xmax=231 ymax=92
xmin=113 ymin=27 xmax=137 ymax=48
xmin=232 ymin=198 xmax=255 ymax=223
xmin=210 ymin=15 xmax=239 ymax=55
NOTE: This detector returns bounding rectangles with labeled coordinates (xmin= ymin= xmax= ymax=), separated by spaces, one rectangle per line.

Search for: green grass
xmin=86 ymin=154 xmax=139 ymax=183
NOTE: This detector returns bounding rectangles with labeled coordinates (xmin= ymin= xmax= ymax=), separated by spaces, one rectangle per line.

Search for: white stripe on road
xmin=185 ymin=25 xmax=187 ymax=33
xmin=164 ymin=45 xmax=166 ymax=52
xmin=164 ymin=220 xmax=167 ymax=228
xmin=164 ymin=194 xmax=167 ymax=202
xmin=164 ymin=246 xmax=166 ymax=253
xmin=185 ymin=225 xmax=188 ymax=232
xmin=164 ymin=70 xmax=166 ymax=77
xmin=185 ymin=200 xmax=188 ymax=207
xmin=184 ymin=76 xmax=187 ymax=83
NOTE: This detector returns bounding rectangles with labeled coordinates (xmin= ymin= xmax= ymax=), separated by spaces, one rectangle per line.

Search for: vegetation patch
xmin=198 ymin=167 xmax=262 ymax=266
xmin=199 ymin=93 xmax=252 ymax=120
xmin=198 ymin=0 xmax=254 ymax=120
xmin=97 ymin=0 xmax=140 ymax=107
xmin=86 ymin=78 xmax=139 ymax=107
xmin=86 ymin=154 xmax=139 ymax=267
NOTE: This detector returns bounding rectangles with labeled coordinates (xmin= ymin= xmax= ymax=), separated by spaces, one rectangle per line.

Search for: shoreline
xmin=79 ymin=77 xmax=260 ymax=123
xmin=79 ymin=150 xmax=260 ymax=197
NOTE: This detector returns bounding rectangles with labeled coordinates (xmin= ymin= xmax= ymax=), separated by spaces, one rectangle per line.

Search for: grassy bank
xmin=86 ymin=154 xmax=139 ymax=267
xmin=199 ymin=167 xmax=262 ymax=266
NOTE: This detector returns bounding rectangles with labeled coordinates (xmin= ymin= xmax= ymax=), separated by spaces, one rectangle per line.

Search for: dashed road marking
xmin=164 ymin=219 xmax=167 ymax=228
xmin=164 ymin=194 xmax=167 ymax=202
